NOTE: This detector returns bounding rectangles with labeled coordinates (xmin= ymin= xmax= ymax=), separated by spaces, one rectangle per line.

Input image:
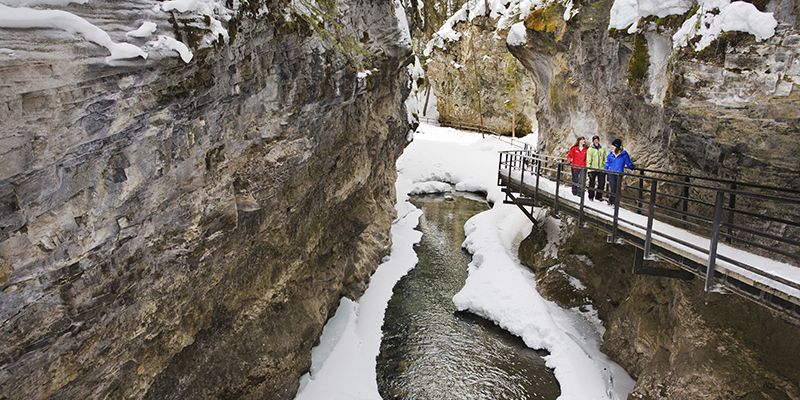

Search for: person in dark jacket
xmin=566 ymin=136 xmax=587 ymax=196
xmin=604 ymin=138 xmax=634 ymax=206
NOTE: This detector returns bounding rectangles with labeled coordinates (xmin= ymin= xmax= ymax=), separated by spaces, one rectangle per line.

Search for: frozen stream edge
xmin=294 ymin=124 xmax=635 ymax=400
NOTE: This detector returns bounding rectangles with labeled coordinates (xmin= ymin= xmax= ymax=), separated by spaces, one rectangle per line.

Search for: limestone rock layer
xmin=0 ymin=0 xmax=412 ymax=398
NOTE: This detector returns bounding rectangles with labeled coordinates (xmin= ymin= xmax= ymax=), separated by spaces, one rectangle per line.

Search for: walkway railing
xmin=498 ymin=150 xmax=800 ymax=311
xmin=418 ymin=117 xmax=532 ymax=150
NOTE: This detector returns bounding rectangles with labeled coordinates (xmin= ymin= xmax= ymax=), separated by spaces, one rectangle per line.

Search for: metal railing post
xmin=705 ymin=191 xmax=726 ymax=292
xmin=637 ymin=169 xmax=645 ymax=215
xmin=555 ymin=163 xmax=562 ymax=216
xmin=498 ymin=152 xmax=505 ymax=186
xmin=520 ymin=153 xmax=526 ymax=186
xmin=682 ymin=176 xmax=690 ymax=226
xmin=579 ymin=167 xmax=587 ymax=226
xmin=608 ymin=172 xmax=623 ymax=244
xmin=644 ymin=179 xmax=657 ymax=259
xmin=534 ymin=158 xmax=541 ymax=205
xmin=727 ymin=183 xmax=737 ymax=244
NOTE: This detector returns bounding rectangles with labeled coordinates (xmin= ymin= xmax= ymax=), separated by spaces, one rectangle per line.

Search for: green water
xmin=377 ymin=193 xmax=561 ymax=400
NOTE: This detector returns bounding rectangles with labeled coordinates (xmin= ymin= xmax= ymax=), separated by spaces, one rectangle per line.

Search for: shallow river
xmin=376 ymin=193 xmax=561 ymax=400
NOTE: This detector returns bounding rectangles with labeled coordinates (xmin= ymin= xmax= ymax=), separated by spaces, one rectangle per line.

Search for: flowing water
xmin=377 ymin=193 xmax=561 ymax=400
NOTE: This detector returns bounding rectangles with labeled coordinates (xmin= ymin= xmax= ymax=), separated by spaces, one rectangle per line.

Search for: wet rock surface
xmin=0 ymin=0 xmax=412 ymax=398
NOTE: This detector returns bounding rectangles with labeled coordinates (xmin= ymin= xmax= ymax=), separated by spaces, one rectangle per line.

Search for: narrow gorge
xmin=1 ymin=0 xmax=799 ymax=398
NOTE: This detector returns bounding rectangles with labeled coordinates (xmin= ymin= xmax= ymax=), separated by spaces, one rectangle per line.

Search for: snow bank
xmin=295 ymin=190 xmax=423 ymax=400
xmin=295 ymin=123 xmax=635 ymax=400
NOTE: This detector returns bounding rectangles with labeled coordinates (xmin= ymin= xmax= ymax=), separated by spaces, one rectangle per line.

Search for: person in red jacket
xmin=566 ymin=136 xmax=587 ymax=196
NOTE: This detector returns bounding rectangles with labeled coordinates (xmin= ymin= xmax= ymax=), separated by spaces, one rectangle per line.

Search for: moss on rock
xmin=627 ymin=33 xmax=649 ymax=92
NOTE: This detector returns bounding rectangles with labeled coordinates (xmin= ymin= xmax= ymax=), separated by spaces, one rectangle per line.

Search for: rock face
xmin=510 ymin=0 xmax=800 ymax=186
xmin=425 ymin=17 xmax=538 ymax=136
xmin=520 ymin=215 xmax=800 ymax=400
xmin=0 ymin=0 xmax=412 ymax=398
xmin=507 ymin=0 xmax=800 ymax=396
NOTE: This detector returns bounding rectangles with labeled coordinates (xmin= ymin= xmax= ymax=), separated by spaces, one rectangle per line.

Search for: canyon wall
xmin=505 ymin=0 xmax=800 ymax=398
xmin=0 ymin=0 xmax=412 ymax=398
xmin=520 ymin=216 xmax=800 ymax=399
xmin=509 ymin=0 xmax=800 ymax=185
xmin=424 ymin=17 xmax=539 ymax=136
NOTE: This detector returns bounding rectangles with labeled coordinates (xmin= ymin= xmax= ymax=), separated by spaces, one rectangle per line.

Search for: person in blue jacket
xmin=604 ymin=138 xmax=635 ymax=206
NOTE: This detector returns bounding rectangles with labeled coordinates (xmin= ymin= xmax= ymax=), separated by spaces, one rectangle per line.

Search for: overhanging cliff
xmin=0 ymin=0 xmax=412 ymax=398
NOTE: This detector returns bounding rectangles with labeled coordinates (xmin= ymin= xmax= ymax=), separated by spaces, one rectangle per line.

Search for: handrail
xmin=497 ymin=150 xmax=800 ymax=294
xmin=633 ymin=165 xmax=800 ymax=195
xmin=418 ymin=117 xmax=533 ymax=150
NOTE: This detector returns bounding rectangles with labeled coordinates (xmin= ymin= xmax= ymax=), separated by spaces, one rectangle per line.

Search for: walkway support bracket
xmin=634 ymin=248 xmax=695 ymax=280
xmin=502 ymin=189 xmax=538 ymax=226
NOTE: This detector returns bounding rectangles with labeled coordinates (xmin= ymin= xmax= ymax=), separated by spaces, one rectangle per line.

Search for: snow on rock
xmin=393 ymin=0 xmax=412 ymax=48
xmin=1 ymin=0 xmax=88 ymax=5
xmin=408 ymin=180 xmax=453 ymax=195
xmin=405 ymin=55 xmax=438 ymax=122
xmin=424 ymin=0 xmax=543 ymax=56
xmin=148 ymin=35 xmax=193 ymax=63
xmin=609 ymin=0 xmax=777 ymax=51
xmin=673 ymin=0 xmax=777 ymax=50
xmin=0 ymin=4 xmax=148 ymax=61
xmin=126 ymin=21 xmax=157 ymax=38
xmin=161 ymin=0 xmax=231 ymax=47
xmin=507 ymin=21 xmax=527 ymax=46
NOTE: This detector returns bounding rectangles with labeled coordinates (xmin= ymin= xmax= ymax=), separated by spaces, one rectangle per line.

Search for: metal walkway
xmin=498 ymin=150 xmax=800 ymax=317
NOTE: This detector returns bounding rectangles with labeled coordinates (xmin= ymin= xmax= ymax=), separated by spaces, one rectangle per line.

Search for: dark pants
xmin=588 ymin=171 xmax=606 ymax=200
xmin=571 ymin=168 xmax=584 ymax=195
xmin=608 ymin=173 xmax=621 ymax=205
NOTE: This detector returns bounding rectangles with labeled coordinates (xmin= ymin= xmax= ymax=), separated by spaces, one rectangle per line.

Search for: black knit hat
xmin=611 ymin=139 xmax=622 ymax=148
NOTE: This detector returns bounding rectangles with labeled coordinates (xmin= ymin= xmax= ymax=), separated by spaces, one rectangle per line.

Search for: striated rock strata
xmin=0 ymin=0 xmax=412 ymax=398
xmin=520 ymin=215 xmax=800 ymax=399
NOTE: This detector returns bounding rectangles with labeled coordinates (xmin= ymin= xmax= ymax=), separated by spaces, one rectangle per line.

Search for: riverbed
xmin=377 ymin=193 xmax=560 ymax=400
